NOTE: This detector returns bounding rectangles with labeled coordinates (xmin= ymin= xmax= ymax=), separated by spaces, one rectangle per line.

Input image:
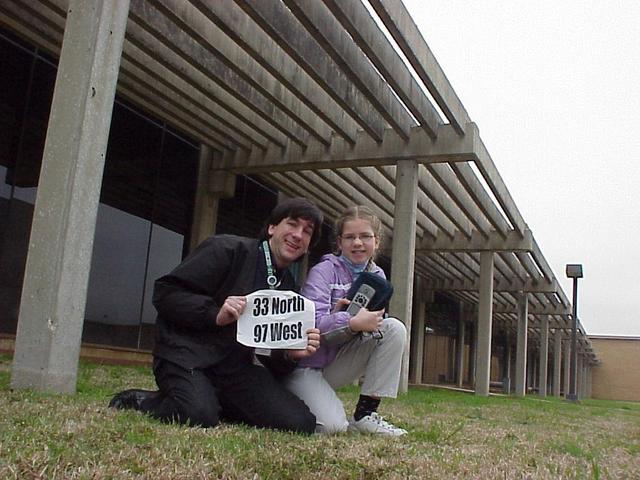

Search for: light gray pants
xmin=284 ymin=317 xmax=406 ymax=434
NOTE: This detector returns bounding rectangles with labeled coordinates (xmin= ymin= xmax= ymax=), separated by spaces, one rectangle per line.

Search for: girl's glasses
xmin=340 ymin=234 xmax=375 ymax=243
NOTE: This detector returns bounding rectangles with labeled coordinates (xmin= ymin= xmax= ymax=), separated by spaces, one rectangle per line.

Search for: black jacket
xmin=152 ymin=235 xmax=296 ymax=370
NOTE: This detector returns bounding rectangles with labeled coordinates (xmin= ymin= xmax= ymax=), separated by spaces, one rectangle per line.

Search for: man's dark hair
xmin=260 ymin=197 xmax=324 ymax=247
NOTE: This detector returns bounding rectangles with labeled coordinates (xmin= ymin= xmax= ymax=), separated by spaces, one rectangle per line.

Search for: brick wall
xmin=590 ymin=336 xmax=640 ymax=402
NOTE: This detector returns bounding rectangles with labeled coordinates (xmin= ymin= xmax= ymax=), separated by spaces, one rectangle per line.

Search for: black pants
xmin=140 ymin=351 xmax=315 ymax=434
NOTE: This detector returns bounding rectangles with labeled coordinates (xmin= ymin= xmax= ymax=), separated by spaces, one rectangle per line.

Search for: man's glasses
xmin=340 ymin=233 xmax=376 ymax=243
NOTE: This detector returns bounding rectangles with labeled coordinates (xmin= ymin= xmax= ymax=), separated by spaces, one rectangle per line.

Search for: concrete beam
xmin=11 ymin=0 xmax=129 ymax=393
xmin=531 ymin=238 xmax=570 ymax=308
xmin=158 ymin=0 xmax=336 ymax=145
xmin=427 ymin=163 xmax=493 ymax=236
xmin=497 ymin=252 xmax=528 ymax=283
xmin=419 ymin=253 xmax=473 ymax=285
xmin=320 ymin=0 xmax=442 ymax=138
xmin=473 ymin=139 xmax=527 ymax=236
xmin=120 ymin=48 xmax=270 ymax=149
xmin=2 ymin=0 xmax=241 ymax=155
xmin=424 ymin=275 xmax=559 ymax=294
xmin=128 ymin=0 xmax=311 ymax=146
xmin=415 ymin=256 xmax=459 ymax=284
xmin=417 ymin=167 xmax=474 ymax=237
xmin=376 ymin=166 xmax=439 ymax=238
xmin=450 ymin=162 xmax=511 ymax=237
xmin=0 ymin=1 xmax=64 ymax=52
xmin=235 ymin=0 xmax=388 ymax=141
xmin=193 ymin=0 xmax=359 ymax=143
xmin=266 ymin=172 xmax=345 ymax=220
xmin=297 ymin=170 xmax=397 ymax=233
xmin=282 ymin=0 xmax=416 ymax=139
xmin=217 ymin=122 xmax=478 ymax=173
xmin=116 ymin=77 xmax=236 ymax=152
xmin=368 ymin=0 xmax=471 ymax=135
xmin=417 ymin=229 xmax=533 ymax=253
xmin=125 ymin=16 xmax=291 ymax=148
xmin=514 ymin=251 xmax=543 ymax=282
xmin=493 ymin=302 xmax=570 ymax=316
xmin=376 ymin=165 xmax=457 ymax=238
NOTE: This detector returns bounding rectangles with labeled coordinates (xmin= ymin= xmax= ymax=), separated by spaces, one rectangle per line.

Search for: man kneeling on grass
xmin=109 ymin=198 xmax=322 ymax=433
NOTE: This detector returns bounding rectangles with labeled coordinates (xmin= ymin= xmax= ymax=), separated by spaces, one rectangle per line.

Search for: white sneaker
xmin=348 ymin=412 xmax=407 ymax=436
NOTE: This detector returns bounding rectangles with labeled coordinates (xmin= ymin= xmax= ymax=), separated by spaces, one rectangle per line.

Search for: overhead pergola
xmin=1 ymin=0 xmax=597 ymax=388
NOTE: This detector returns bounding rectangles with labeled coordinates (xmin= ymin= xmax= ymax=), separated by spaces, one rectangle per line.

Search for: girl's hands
xmin=348 ymin=307 xmax=385 ymax=333
xmin=287 ymin=328 xmax=321 ymax=361
xmin=332 ymin=297 xmax=351 ymax=313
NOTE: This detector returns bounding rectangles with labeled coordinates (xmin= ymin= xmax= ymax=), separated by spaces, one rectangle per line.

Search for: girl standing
xmin=286 ymin=206 xmax=407 ymax=435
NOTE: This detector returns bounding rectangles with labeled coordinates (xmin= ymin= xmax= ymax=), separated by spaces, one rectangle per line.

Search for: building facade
xmin=0 ymin=1 xmax=599 ymax=399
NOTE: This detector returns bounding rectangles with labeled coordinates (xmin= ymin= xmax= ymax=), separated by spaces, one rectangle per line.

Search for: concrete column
xmin=502 ymin=333 xmax=511 ymax=394
xmin=514 ymin=292 xmax=528 ymax=396
xmin=468 ymin=320 xmax=477 ymax=386
xmin=509 ymin=344 xmax=517 ymax=393
xmin=389 ymin=160 xmax=418 ymax=393
xmin=552 ymin=329 xmax=562 ymax=397
xmin=409 ymin=278 xmax=426 ymax=384
xmin=10 ymin=0 xmax=130 ymax=393
xmin=533 ymin=351 xmax=537 ymax=391
xmin=475 ymin=251 xmax=494 ymax=396
xmin=190 ymin=148 xmax=236 ymax=251
xmin=586 ymin=365 xmax=593 ymax=398
xmin=538 ymin=315 xmax=549 ymax=397
xmin=447 ymin=336 xmax=456 ymax=382
xmin=563 ymin=340 xmax=571 ymax=397
xmin=455 ymin=306 xmax=465 ymax=387
xmin=190 ymin=146 xmax=216 ymax=249
xmin=527 ymin=347 xmax=536 ymax=392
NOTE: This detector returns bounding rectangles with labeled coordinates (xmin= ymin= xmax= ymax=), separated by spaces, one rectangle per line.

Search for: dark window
xmin=0 ymin=27 xmax=198 ymax=351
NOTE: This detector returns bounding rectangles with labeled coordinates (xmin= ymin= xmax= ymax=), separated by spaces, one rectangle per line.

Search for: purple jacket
xmin=298 ymin=254 xmax=385 ymax=369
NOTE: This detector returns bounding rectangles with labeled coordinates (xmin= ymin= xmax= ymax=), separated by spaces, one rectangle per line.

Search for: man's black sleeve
xmin=152 ymin=237 xmax=234 ymax=332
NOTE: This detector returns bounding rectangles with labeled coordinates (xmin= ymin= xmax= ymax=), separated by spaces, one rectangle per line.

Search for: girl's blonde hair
xmin=333 ymin=205 xmax=383 ymax=256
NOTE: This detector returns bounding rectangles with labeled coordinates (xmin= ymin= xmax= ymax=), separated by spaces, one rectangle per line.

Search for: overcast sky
xmin=403 ymin=1 xmax=640 ymax=336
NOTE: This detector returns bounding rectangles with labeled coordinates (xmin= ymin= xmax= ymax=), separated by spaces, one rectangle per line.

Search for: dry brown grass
xmin=0 ymin=356 xmax=638 ymax=479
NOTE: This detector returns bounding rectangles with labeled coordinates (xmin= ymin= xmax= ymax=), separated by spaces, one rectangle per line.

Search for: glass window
xmin=0 ymin=31 xmax=55 ymax=335
xmin=83 ymin=204 xmax=150 ymax=348
xmin=83 ymin=105 xmax=198 ymax=350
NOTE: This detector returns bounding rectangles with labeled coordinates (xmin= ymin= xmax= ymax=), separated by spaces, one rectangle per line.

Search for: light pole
xmin=566 ymin=264 xmax=583 ymax=401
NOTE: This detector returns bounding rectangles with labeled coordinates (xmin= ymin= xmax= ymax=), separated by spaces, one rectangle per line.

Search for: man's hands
xmin=219 ymin=295 xmax=319 ymax=361
xmin=286 ymin=328 xmax=320 ymax=361
xmin=216 ymin=295 xmax=247 ymax=326
xmin=348 ymin=307 xmax=385 ymax=333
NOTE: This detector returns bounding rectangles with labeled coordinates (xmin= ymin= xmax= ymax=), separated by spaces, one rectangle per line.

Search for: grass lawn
xmin=0 ymin=356 xmax=639 ymax=479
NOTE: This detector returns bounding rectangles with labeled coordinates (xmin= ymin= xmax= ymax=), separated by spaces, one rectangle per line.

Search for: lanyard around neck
xmin=262 ymin=240 xmax=280 ymax=289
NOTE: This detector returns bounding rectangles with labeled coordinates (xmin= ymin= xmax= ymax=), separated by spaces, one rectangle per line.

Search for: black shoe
xmin=108 ymin=389 xmax=157 ymax=411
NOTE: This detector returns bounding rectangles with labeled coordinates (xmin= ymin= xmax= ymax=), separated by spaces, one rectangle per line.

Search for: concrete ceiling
xmin=0 ymin=0 xmax=596 ymax=360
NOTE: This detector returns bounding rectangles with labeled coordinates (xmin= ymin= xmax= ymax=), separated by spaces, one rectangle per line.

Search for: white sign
xmin=236 ymin=289 xmax=315 ymax=349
